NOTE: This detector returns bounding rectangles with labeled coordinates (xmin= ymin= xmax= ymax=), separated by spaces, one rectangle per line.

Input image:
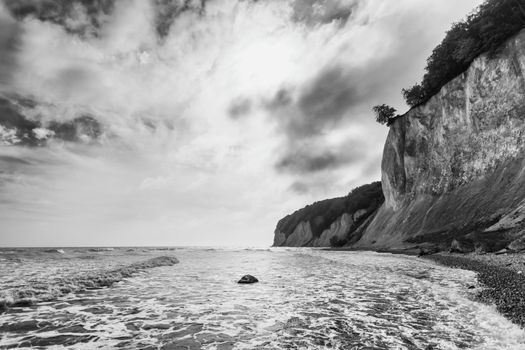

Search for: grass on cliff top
xmin=276 ymin=181 xmax=384 ymax=239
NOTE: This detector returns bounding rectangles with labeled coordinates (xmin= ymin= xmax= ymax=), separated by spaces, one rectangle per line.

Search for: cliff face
xmin=274 ymin=212 xmax=366 ymax=247
xmin=274 ymin=30 xmax=525 ymax=250
xmin=357 ymin=29 xmax=525 ymax=251
xmin=273 ymin=182 xmax=383 ymax=247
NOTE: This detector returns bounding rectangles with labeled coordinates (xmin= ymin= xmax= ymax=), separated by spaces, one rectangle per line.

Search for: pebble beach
xmin=423 ymin=252 xmax=525 ymax=328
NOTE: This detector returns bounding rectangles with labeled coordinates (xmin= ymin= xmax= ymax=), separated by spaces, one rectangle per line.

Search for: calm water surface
xmin=1 ymin=247 xmax=524 ymax=349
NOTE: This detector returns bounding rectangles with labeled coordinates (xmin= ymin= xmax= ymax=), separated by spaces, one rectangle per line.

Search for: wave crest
xmin=0 ymin=256 xmax=179 ymax=310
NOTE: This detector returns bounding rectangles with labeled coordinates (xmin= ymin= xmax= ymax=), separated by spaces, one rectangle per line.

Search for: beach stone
xmin=237 ymin=275 xmax=258 ymax=284
xmin=450 ymin=239 xmax=475 ymax=253
xmin=508 ymin=235 xmax=525 ymax=252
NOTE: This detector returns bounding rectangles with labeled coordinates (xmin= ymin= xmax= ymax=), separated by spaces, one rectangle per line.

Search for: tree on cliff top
xmin=402 ymin=0 xmax=525 ymax=108
xmin=401 ymin=84 xmax=426 ymax=108
xmin=372 ymin=104 xmax=397 ymax=125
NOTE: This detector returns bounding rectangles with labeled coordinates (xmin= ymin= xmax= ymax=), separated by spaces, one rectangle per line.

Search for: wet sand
xmin=421 ymin=252 xmax=525 ymax=328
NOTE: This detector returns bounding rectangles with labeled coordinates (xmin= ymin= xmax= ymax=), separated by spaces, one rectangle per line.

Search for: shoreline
xmin=322 ymin=246 xmax=525 ymax=328
xmin=421 ymin=253 xmax=525 ymax=328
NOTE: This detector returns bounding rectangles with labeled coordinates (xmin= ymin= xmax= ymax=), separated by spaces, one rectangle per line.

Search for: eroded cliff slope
xmin=357 ymin=29 xmax=525 ymax=252
xmin=273 ymin=182 xmax=383 ymax=247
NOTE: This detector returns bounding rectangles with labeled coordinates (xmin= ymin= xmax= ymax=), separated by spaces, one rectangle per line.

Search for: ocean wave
xmin=0 ymin=256 xmax=179 ymax=311
xmin=44 ymin=249 xmax=66 ymax=254
xmin=87 ymin=248 xmax=115 ymax=252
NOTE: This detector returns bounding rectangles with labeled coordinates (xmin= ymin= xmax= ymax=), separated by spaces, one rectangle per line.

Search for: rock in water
xmin=237 ymin=275 xmax=258 ymax=284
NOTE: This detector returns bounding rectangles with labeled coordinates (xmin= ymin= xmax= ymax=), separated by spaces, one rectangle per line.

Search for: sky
xmin=0 ymin=0 xmax=482 ymax=247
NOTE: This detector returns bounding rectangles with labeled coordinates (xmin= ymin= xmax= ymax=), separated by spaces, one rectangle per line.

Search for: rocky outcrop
xmin=356 ymin=29 xmax=525 ymax=252
xmin=275 ymin=221 xmax=314 ymax=247
xmin=274 ymin=213 xmax=355 ymax=247
xmin=313 ymin=213 xmax=353 ymax=247
xmin=273 ymin=182 xmax=384 ymax=247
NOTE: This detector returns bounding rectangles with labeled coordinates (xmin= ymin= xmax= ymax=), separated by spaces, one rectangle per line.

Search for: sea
xmin=1 ymin=247 xmax=524 ymax=350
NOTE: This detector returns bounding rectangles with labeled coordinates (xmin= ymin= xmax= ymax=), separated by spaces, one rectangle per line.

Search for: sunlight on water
xmin=1 ymin=248 xmax=524 ymax=349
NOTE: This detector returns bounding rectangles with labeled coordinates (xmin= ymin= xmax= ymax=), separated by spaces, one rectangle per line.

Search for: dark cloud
xmin=0 ymin=95 xmax=104 ymax=146
xmin=48 ymin=115 xmax=102 ymax=142
xmin=3 ymin=0 xmax=115 ymax=37
xmin=275 ymin=139 xmax=363 ymax=174
xmin=266 ymin=65 xmax=361 ymax=141
xmin=264 ymin=88 xmax=293 ymax=111
xmin=260 ymin=65 xmax=368 ymax=176
xmin=297 ymin=65 xmax=359 ymax=128
xmin=227 ymin=97 xmax=251 ymax=120
xmin=2 ymin=0 xmax=212 ymax=39
xmin=277 ymin=150 xmax=338 ymax=173
xmin=0 ymin=95 xmax=41 ymax=146
xmin=289 ymin=181 xmax=308 ymax=194
xmin=291 ymin=0 xmax=359 ymax=26
xmin=157 ymin=0 xmax=359 ymax=38
xmin=154 ymin=0 xmax=207 ymax=38
xmin=0 ymin=13 xmax=22 ymax=85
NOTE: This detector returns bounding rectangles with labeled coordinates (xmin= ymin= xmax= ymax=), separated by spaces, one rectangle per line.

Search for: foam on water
xmin=1 ymin=248 xmax=524 ymax=349
xmin=0 ymin=248 xmax=178 ymax=310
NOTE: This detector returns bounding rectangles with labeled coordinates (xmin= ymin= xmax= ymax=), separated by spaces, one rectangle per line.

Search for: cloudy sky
xmin=0 ymin=0 xmax=482 ymax=247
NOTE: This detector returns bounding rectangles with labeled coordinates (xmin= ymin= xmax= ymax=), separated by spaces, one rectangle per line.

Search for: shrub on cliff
xmin=402 ymin=0 xmax=525 ymax=108
xmin=372 ymin=104 xmax=397 ymax=125
xmin=276 ymin=181 xmax=384 ymax=238
xmin=401 ymin=84 xmax=426 ymax=108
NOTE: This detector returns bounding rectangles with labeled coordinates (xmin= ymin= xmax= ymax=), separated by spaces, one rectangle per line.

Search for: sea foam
xmin=0 ymin=256 xmax=179 ymax=310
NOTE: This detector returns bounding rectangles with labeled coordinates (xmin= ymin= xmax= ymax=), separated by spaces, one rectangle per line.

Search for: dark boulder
xmin=237 ymin=275 xmax=258 ymax=284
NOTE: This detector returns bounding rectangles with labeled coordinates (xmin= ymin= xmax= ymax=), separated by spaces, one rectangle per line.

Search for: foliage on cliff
xmin=276 ymin=181 xmax=384 ymax=238
xmin=403 ymin=0 xmax=525 ymax=107
xmin=372 ymin=104 xmax=397 ymax=125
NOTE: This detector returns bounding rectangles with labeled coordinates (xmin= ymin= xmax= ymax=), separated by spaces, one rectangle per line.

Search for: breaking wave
xmin=0 ymin=256 xmax=179 ymax=310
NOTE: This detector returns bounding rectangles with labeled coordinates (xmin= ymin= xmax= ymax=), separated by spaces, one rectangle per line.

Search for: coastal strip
xmin=0 ymin=256 xmax=179 ymax=311
xmin=422 ymin=253 xmax=525 ymax=328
